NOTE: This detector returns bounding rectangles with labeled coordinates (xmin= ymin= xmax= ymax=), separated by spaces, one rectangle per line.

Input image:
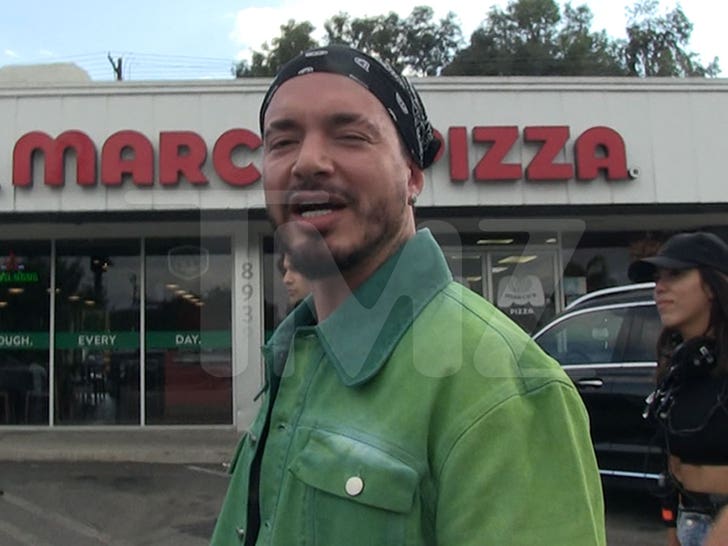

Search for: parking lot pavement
xmin=605 ymin=487 xmax=665 ymax=546
xmin=0 ymin=461 xmax=665 ymax=546
xmin=0 ymin=461 xmax=230 ymax=546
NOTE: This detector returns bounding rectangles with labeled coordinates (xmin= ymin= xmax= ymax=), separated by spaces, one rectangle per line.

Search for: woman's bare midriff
xmin=670 ymin=455 xmax=728 ymax=494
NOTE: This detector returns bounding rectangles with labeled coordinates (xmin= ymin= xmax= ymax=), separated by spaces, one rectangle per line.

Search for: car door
xmin=601 ymin=303 xmax=663 ymax=479
xmin=533 ymin=305 xmax=631 ymax=471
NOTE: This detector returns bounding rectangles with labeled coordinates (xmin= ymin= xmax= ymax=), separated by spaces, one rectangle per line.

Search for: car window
xmin=623 ymin=304 xmax=661 ymax=362
xmin=535 ymin=307 xmax=628 ymax=365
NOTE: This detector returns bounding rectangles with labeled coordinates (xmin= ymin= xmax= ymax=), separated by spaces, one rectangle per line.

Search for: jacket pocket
xmin=289 ymin=429 xmax=420 ymax=544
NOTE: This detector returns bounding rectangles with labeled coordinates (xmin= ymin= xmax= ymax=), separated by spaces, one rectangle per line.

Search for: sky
xmin=1 ymin=0 xmax=724 ymax=80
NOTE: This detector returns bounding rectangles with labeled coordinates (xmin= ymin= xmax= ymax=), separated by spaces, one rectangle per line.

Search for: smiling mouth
xmin=300 ymin=207 xmax=334 ymax=218
xmin=293 ymin=201 xmax=341 ymax=219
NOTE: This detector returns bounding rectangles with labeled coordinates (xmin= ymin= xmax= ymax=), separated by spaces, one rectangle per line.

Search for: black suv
xmin=532 ymin=283 xmax=664 ymax=487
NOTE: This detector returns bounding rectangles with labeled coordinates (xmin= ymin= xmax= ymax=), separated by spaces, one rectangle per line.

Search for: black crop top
xmin=659 ymin=374 xmax=728 ymax=465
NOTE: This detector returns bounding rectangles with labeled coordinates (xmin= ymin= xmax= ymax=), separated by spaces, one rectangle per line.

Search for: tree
xmin=233 ymin=0 xmax=719 ymax=79
xmin=325 ymin=12 xmax=407 ymax=71
xmin=624 ymin=0 xmax=719 ymax=77
xmin=324 ymin=7 xmax=463 ymax=75
xmin=402 ymin=7 xmax=463 ymax=76
xmin=234 ymin=20 xmax=318 ymax=77
xmin=442 ymin=0 xmax=626 ymax=76
xmin=557 ymin=4 xmax=626 ymax=76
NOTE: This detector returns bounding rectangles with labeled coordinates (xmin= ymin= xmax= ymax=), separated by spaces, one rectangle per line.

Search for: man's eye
xmin=338 ymin=133 xmax=366 ymax=141
xmin=269 ymin=138 xmax=295 ymax=149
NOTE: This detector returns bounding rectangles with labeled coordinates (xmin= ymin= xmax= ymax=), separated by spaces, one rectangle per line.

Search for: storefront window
xmin=491 ymin=251 xmax=557 ymax=334
xmin=0 ymin=242 xmax=51 ymax=425
xmin=144 ymin=238 xmax=232 ymax=425
xmin=444 ymin=251 xmax=484 ymax=295
xmin=54 ymin=240 xmax=140 ymax=425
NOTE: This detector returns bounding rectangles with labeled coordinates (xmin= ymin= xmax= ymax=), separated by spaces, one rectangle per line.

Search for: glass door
xmin=489 ymin=250 xmax=558 ymax=334
xmin=441 ymin=244 xmax=558 ymax=335
xmin=144 ymin=238 xmax=232 ymax=425
xmin=0 ymin=242 xmax=51 ymax=425
xmin=442 ymin=250 xmax=484 ymax=295
xmin=54 ymin=240 xmax=140 ymax=425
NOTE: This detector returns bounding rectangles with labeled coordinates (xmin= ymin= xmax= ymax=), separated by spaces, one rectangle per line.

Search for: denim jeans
xmin=677 ymin=509 xmax=713 ymax=546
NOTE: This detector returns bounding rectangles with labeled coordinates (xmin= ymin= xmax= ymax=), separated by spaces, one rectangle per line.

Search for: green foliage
xmin=234 ymin=20 xmax=318 ymax=77
xmin=442 ymin=0 xmax=626 ymax=75
xmin=325 ymin=11 xmax=407 ymax=71
xmin=324 ymin=7 xmax=463 ymax=75
xmin=624 ymin=0 xmax=719 ymax=76
xmin=233 ymin=0 xmax=719 ymax=79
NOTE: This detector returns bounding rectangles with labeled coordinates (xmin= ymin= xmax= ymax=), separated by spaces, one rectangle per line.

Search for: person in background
xmin=277 ymin=252 xmax=311 ymax=309
xmin=211 ymin=44 xmax=605 ymax=546
xmin=629 ymin=231 xmax=728 ymax=546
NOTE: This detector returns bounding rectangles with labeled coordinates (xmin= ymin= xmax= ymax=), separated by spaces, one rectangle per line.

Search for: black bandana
xmin=259 ymin=45 xmax=441 ymax=169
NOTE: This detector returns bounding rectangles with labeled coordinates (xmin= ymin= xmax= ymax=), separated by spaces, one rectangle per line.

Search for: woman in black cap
xmin=629 ymin=231 xmax=728 ymax=545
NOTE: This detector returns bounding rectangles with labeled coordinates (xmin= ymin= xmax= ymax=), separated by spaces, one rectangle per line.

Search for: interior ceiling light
xmin=477 ymin=238 xmax=514 ymax=245
xmin=497 ymin=255 xmax=538 ymax=264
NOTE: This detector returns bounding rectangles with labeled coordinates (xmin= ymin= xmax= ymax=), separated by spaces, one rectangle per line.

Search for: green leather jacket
xmin=211 ymin=230 xmax=606 ymax=546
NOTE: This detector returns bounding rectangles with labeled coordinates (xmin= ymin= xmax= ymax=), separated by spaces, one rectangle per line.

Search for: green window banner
xmin=0 ymin=332 xmax=49 ymax=349
xmin=146 ymin=330 xmax=231 ymax=350
xmin=55 ymin=332 xmax=140 ymax=350
xmin=1 ymin=331 xmax=231 ymax=351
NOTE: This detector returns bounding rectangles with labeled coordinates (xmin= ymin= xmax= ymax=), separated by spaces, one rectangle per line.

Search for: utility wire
xmin=1 ymin=51 xmax=239 ymax=81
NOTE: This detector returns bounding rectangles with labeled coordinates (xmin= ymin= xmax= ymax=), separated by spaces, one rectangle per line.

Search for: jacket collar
xmin=264 ymin=229 xmax=452 ymax=387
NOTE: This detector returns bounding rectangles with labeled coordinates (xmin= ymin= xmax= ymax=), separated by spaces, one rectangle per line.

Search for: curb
xmin=0 ymin=430 xmax=241 ymax=464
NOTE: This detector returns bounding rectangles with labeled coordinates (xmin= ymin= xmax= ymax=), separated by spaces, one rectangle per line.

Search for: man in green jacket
xmin=211 ymin=44 xmax=606 ymax=546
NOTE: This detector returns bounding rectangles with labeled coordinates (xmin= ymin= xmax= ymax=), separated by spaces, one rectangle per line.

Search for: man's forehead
xmin=268 ymin=73 xmax=376 ymax=106
xmin=263 ymin=74 xmax=391 ymax=128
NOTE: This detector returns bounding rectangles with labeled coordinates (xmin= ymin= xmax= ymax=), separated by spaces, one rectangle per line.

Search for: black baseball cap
xmin=628 ymin=232 xmax=728 ymax=282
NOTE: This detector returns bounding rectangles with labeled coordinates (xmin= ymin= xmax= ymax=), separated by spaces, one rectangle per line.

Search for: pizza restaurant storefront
xmin=1 ymin=77 xmax=727 ymax=429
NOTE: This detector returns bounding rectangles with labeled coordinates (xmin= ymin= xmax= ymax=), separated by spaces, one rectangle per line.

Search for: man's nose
xmin=291 ymin=134 xmax=333 ymax=178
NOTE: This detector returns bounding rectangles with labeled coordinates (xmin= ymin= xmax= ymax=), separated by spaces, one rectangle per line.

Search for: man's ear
xmin=407 ymin=163 xmax=424 ymax=201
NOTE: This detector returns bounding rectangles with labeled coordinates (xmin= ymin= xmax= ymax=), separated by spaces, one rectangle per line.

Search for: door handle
xmin=576 ymin=378 xmax=604 ymax=388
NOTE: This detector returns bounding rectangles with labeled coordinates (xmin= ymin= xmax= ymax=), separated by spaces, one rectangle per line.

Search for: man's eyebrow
xmin=263 ymin=112 xmax=383 ymax=140
xmin=263 ymin=118 xmax=299 ymax=139
xmin=327 ymin=112 xmax=383 ymax=136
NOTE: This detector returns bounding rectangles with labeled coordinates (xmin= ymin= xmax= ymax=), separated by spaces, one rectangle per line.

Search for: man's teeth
xmin=301 ymin=208 xmax=333 ymax=218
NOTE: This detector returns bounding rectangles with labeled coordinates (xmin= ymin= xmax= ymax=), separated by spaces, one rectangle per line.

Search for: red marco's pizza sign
xmin=11 ymin=125 xmax=632 ymax=188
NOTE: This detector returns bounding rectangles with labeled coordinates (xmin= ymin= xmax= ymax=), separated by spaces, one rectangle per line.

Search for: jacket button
xmin=345 ymin=476 xmax=364 ymax=496
xmin=249 ymin=434 xmax=258 ymax=446
xmin=236 ymin=527 xmax=246 ymax=539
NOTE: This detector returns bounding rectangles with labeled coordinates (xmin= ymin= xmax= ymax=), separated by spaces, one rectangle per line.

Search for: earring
xmin=408 ymin=194 xmax=418 ymax=206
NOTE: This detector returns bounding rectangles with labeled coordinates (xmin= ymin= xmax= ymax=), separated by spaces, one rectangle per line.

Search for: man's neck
xmin=310 ymin=229 xmax=415 ymax=322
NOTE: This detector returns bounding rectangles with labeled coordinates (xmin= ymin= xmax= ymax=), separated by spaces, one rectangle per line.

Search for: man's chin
xmin=290 ymin=244 xmax=344 ymax=280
